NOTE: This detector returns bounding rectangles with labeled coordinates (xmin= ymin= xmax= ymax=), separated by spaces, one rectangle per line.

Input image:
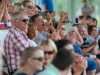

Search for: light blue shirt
xmin=81 ymin=6 xmax=91 ymax=13
xmin=34 ymin=31 xmax=49 ymax=44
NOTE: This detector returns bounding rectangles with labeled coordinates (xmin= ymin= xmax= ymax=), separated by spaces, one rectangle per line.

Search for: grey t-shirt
xmin=34 ymin=31 xmax=49 ymax=44
xmin=81 ymin=6 xmax=91 ymax=13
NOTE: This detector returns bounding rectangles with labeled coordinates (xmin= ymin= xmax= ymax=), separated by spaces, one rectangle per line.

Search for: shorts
xmin=86 ymin=59 xmax=97 ymax=71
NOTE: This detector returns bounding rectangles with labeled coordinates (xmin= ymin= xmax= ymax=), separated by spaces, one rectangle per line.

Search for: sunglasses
xmin=16 ymin=19 xmax=29 ymax=22
xmin=68 ymin=49 xmax=74 ymax=52
xmin=27 ymin=5 xmax=33 ymax=9
xmin=33 ymin=57 xmax=44 ymax=62
xmin=61 ymin=28 xmax=65 ymax=31
xmin=44 ymin=51 xmax=54 ymax=55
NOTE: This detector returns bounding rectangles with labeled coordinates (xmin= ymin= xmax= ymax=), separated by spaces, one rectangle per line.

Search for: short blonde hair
xmin=20 ymin=46 xmax=43 ymax=67
xmin=38 ymin=39 xmax=57 ymax=55
xmin=14 ymin=3 xmax=22 ymax=12
xmin=27 ymin=22 xmax=37 ymax=40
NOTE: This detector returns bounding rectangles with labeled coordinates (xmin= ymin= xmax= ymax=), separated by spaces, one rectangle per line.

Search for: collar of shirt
xmin=12 ymin=26 xmax=25 ymax=34
xmin=12 ymin=26 xmax=29 ymax=41
xmin=48 ymin=63 xmax=60 ymax=75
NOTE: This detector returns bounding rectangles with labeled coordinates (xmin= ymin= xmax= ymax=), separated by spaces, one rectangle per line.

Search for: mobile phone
xmin=75 ymin=18 xmax=78 ymax=24
xmin=62 ymin=19 xmax=73 ymax=23
xmin=62 ymin=18 xmax=78 ymax=24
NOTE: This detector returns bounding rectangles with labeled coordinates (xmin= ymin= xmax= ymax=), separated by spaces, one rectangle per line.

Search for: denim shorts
xmin=87 ymin=59 xmax=97 ymax=71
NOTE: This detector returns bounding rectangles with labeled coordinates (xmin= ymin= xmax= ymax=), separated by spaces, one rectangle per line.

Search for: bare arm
xmin=75 ymin=28 xmax=84 ymax=46
xmin=42 ymin=4 xmax=46 ymax=11
xmin=82 ymin=6 xmax=94 ymax=16
xmin=3 ymin=5 xmax=8 ymax=22
xmin=82 ymin=43 xmax=96 ymax=54
xmin=82 ymin=11 xmax=93 ymax=16
xmin=76 ymin=33 xmax=84 ymax=46
xmin=0 ymin=3 xmax=6 ymax=21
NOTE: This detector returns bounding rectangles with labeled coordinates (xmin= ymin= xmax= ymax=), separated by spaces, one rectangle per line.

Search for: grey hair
xmin=11 ymin=11 xmax=27 ymax=25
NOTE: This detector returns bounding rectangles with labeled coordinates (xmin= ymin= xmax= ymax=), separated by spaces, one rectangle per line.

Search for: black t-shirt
xmin=81 ymin=38 xmax=90 ymax=49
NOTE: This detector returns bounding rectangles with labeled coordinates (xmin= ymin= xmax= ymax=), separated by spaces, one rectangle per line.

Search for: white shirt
xmin=28 ymin=39 xmax=37 ymax=47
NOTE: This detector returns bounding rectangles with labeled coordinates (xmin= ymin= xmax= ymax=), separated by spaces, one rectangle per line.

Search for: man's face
xmin=14 ymin=12 xmax=29 ymax=32
xmin=79 ymin=26 xmax=88 ymax=38
xmin=86 ymin=19 xmax=92 ymax=25
xmin=83 ymin=1 xmax=87 ymax=7
xmin=35 ymin=16 xmax=44 ymax=30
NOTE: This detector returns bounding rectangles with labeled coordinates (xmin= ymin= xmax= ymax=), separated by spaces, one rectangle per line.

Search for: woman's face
xmin=8 ymin=2 xmax=14 ymax=14
xmin=42 ymin=44 xmax=54 ymax=65
xmin=59 ymin=25 xmax=65 ymax=37
xmin=29 ymin=49 xmax=44 ymax=71
xmin=92 ymin=21 xmax=97 ymax=27
xmin=91 ymin=27 xmax=98 ymax=37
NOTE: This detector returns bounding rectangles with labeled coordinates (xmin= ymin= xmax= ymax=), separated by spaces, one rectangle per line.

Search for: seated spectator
xmin=4 ymin=11 xmax=30 ymax=74
xmin=14 ymin=3 xmax=22 ymax=12
xmin=8 ymin=1 xmax=14 ymax=20
xmin=17 ymin=47 xmax=44 ymax=75
xmin=21 ymin=0 xmax=35 ymax=17
xmin=38 ymin=39 xmax=57 ymax=69
xmin=78 ymin=25 xmax=96 ymax=55
xmin=88 ymin=26 xmax=100 ymax=73
xmin=77 ymin=25 xmax=98 ymax=74
xmin=55 ymin=39 xmax=97 ymax=75
xmin=78 ymin=15 xmax=86 ymax=27
xmin=27 ymin=22 xmax=37 ymax=47
xmin=66 ymin=28 xmax=96 ymax=72
xmin=39 ymin=48 xmax=75 ymax=75
xmin=85 ymin=15 xmax=92 ymax=27
xmin=91 ymin=18 xmax=98 ymax=27
xmin=34 ymin=5 xmax=42 ymax=14
xmin=29 ymin=14 xmax=49 ymax=44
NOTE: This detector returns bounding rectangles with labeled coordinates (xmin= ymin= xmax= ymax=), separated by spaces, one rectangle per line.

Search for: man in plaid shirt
xmin=4 ymin=11 xmax=30 ymax=73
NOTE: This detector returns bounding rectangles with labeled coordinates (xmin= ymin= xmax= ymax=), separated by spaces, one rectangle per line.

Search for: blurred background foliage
xmin=53 ymin=0 xmax=100 ymax=28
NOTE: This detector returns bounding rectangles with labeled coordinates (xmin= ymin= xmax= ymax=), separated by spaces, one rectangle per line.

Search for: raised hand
xmin=73 ymin=59 xmax=87 ymax=75
xmin=48 ymin=31 xmax=61 ymax=41
xmin=60 ymin=11 xmax=68 ymax=22
xmin=46 ymin=12 xmax=51 ymax=23
xmin=51 ymin=12 xmax=56 ymax=22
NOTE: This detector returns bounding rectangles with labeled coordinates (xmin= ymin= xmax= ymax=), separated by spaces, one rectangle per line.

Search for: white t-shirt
xmin=28 ymin=39 xmax=37 ymax=47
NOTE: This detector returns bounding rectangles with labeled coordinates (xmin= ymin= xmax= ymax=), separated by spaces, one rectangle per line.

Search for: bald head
xmin=77 ymin=25 xmax=88 ymax=38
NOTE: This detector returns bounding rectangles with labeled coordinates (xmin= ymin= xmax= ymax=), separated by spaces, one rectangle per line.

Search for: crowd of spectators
xmin=0 ymin=0 xmax=100 ymax=75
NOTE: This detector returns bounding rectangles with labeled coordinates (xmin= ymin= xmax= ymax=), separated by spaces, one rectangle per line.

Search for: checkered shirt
xmin=4 ymin=26 xmax=30 ymax=71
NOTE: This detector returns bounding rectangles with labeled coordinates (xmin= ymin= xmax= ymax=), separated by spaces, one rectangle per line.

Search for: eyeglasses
xmin=92 ymin=29 xmax=98 ymax=31
xmin=16 ymin=19 xmax=29 ymax=22
xmin=33 ymin=57 xmax=44 ymax=62
xmin=44 ymin=51 xmax=54 ymax=55
xmin=61 ymin=28 xmax=65 ymax=31
xmin=27 ymin=5 xmax=33 ymax=9
xmin=68 ymin=49 xmax=74 ymax=52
